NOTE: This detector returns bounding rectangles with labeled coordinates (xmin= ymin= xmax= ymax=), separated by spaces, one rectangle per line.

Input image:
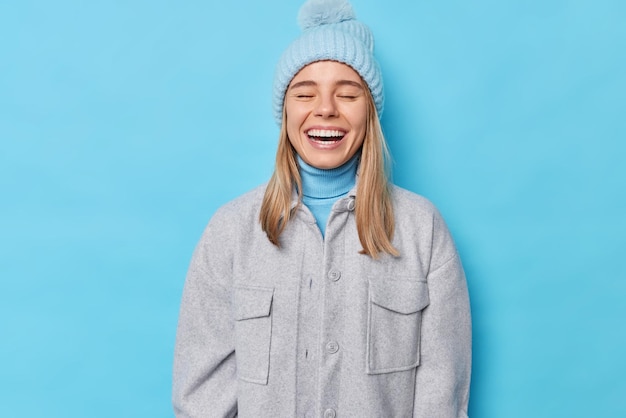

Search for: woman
xmin=173 ymin=0 xmax=471 ymax=417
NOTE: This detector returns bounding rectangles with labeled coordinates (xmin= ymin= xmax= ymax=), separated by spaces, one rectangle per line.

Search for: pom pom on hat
xmin=297 ymin=0 xmax=355 ymax=30
xmin=273 ymin=0 xmax=384 ymax=125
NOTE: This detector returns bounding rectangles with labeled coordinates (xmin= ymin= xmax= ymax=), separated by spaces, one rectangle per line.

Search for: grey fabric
xmin=173 ymin=184 xmax=471 ymax=417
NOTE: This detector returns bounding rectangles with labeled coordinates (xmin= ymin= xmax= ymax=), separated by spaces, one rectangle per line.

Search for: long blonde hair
xmin=259 ymin=88 xmax=399 ymax=259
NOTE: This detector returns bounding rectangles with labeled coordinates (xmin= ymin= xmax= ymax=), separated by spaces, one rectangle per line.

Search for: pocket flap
xmin=233 ymin=285 xmax=274 ymax=321
xmin=369 ymin=279 xmax=430 ymax=314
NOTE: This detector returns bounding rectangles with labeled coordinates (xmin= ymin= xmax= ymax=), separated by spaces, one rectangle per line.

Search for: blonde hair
xmin=259 ymin=88 xmax=399 ymax=259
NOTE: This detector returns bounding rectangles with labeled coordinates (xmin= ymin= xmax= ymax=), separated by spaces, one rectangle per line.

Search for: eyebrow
xmin=289 ymin=80 xmax=364 ymax=90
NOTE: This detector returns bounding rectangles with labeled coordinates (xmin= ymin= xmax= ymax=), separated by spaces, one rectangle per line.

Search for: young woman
xmin=173 ymin=0 xmax=471 ymax=417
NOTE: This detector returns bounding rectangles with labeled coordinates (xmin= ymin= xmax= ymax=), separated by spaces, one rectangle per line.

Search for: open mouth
xmin=306 ymin=128 xmax=346 ymax=143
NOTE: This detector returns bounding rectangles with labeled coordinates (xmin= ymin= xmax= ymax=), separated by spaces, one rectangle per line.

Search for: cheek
xmin=285 ymin=105 xmax=305 ymax=131
xmin=285 ymin=115 xmax=300 ymax=142
xmin=345 ymin=100 xmax=367 ymax=121
xmin=284 ymin=118 xmax=303 ymax=152
xmin=350 ymin=107 xmax=368 ymax=136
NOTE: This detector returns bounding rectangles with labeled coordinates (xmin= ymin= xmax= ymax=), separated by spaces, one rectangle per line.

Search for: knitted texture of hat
xmin=272 ymin=0 xmax=383 ymax=125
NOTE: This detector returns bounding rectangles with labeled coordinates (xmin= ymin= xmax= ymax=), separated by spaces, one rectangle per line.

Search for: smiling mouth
xmin=306 ymin=129 xmax=346 ymax=143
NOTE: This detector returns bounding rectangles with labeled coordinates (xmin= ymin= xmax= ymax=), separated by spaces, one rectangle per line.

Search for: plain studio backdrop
xmin=1 ymin=1 xmax=624 ymax=417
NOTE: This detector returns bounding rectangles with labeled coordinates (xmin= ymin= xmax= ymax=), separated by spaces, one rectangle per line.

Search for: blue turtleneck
xmin=298 ymin=154 xmax=359 ymax=237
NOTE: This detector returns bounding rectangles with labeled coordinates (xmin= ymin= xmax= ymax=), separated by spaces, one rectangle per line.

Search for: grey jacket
xmin=173 ymin=184 xmax=471 ymax=418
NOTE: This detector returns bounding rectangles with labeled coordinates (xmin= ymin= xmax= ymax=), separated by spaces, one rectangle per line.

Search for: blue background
xmin=1 ymin=0 xmax=624 ymax=417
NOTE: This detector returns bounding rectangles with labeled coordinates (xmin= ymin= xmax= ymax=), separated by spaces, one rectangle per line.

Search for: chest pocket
xmin=233 ymin=285 xmax=274 ymax=384
xmin=366 ymin=278 xmax=430 ymax=374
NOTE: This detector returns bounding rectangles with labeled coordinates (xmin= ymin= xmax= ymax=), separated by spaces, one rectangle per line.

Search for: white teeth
xmin=306 ymin=129 xmax=345 ymax=138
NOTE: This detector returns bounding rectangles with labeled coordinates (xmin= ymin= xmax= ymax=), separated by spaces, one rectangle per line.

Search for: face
xmin=284 ymin=60 xmax=368 ymax=170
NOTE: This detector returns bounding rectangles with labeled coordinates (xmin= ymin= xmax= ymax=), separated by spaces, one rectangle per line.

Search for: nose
xmin=314 ymin=93 xmax=338 ymax=118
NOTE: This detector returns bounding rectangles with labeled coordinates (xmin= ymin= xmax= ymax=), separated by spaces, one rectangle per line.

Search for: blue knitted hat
xmin=272 ymin=0 xmax=384 ymax=125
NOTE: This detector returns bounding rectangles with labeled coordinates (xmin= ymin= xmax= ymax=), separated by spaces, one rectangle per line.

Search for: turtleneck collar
xmin=297 ymin=153 xmax=359 ymax=199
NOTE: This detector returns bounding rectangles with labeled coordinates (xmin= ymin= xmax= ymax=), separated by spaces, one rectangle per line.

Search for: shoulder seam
xmin=428 ymin=252 xmax=458 ymax=277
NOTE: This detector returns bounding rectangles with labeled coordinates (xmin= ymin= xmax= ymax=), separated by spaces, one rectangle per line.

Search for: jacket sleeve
xmin=172 ymin=213 xmax=238 ymax=418
xmin=413 ymin=211 xmax=472 ymax=418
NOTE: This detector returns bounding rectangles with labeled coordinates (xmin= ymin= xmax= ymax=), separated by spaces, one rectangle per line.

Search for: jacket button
xmin=326 ymin=341 xmax=339 ymax=354
xmin=328 ymin=269 xmax=341 ymax=282
xmin=324 ymin=408 xmax=336 ymax=418
xmin=346 ymin=198 xmax=355 ymax=211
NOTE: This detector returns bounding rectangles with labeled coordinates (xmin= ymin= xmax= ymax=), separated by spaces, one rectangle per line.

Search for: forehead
xmin=290 ymin=60 xmax=362 ymax=85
